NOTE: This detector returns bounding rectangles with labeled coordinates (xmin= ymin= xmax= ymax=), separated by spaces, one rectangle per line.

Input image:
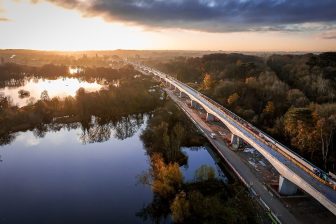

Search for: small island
xmin=18 ymin=89 xmax=30 ymax=99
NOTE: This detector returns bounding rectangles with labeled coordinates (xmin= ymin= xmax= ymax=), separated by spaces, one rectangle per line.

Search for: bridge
xmin=130 ymin=62 xmax=336 ymax=216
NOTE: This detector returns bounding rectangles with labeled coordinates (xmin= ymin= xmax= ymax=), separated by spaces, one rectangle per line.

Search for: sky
xmin=0 ymin=0 xmax=336 ymax=51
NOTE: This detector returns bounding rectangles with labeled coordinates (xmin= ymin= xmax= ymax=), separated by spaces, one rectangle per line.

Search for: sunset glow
xmin=0 ymin=0 xmax=335 ymax=51
xmin=1 ymin=77 xmax=104 ymax=107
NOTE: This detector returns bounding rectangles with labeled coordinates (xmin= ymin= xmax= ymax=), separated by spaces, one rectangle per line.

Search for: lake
xmin=0 ymin=115 xmax=226 ymax=224
xmin=0 ymin=77 xmax=105 ymax=107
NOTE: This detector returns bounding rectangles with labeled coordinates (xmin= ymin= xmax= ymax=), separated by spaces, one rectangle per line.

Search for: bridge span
xmin=131 ymin=62 xmax=336 ymax=216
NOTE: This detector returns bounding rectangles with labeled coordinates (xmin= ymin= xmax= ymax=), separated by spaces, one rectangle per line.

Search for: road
xmin=165 ymin=88 xmax=299 ymax=224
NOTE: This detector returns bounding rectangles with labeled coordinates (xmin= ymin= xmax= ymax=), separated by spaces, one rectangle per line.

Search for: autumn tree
xmin=263 ymin=101 xmax=275 ymax=114
xmin=227 ymin=93 xmax=239 ymax=105
xmin=171 ymin=191 xmax=190 ymax=223
xmin=202 ymin=73 xmax=215 ymax=90
xmin=138 ymin=153 xmax=183 ymax=199
xmin=284 ymin=108 xmax=319 ymax=159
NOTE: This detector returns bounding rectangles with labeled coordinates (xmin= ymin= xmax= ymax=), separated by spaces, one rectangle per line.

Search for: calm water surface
xmin=0 ymin=117 xmax=226 ymax=223
xmin=0 ymin=77 xmax=105 ymax=107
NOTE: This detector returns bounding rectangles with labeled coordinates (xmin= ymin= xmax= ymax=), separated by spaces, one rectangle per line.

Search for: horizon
xmin=0 ymin=48 xmax=333 ymax=54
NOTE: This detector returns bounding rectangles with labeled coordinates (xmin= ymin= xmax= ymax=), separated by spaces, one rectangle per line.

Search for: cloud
xmin=0 ymin=17 xmax=9 ymax=22
xmin=39 ymin=0 xmax=336 ymax=32
xmin=0 ymin=2 xmax=9 ymax=22
xmin=319 ymin=30 xmax=336 ymax=39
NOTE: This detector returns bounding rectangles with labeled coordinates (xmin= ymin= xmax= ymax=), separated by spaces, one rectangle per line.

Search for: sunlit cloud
xmin=0 ymin=0 xmax=162 ymax=50
xmin=39 ymin=0 xmax=336 ymax=33
xmin=0 ymin=1 xmax=9 ymax=21
xmin=319 ymin=30 xmax=336 ymax=39
xmin=0 ymin=0 xmax=335 ymax=51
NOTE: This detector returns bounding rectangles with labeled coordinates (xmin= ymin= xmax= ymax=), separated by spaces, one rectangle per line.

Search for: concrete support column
xmin=191 ymin=100 xmax=198 ymax=108
xmin=179 ymin=91 xmax=187 ymax=98
xmin=206 ymin=113 xmax=215 ymax=122
xmin=231 ymin=134 xmax=243 ymax=149
xmin=278 ymin=176 xmax=298 ymax=195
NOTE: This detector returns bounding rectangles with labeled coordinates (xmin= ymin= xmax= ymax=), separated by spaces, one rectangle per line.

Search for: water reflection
xmin=181 ymin=146 xmax=229 ymax=183
xmin=136 ymin=147 xmax=229 ymax=224
xmin=0 ymin=114 xmax=145 ymax=147
xmin=0 ymin=117 xmax=152 ymax=224
xmin=114 ymin=115 xmax=144 ymax=140
xmin=0 ymin=77 xmax=105 ymax=107
xmin=0 ymin=133 xmax=16 ymax=146
xmin=0 ymin=115 xmax=227 ymax=223
xmin=80 ymin=122 xmax=113 ymax=144
xmin=78 ymin=115 xmax=144 ymax=144
xmin=69 ymin=67 xmax=83 ymax=74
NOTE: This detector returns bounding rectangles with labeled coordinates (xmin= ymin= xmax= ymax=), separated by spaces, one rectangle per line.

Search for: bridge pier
xmin=231 ymin=134 xmax=243 ymax=149
xmin=206 ymin=113 xmax=215 ymax=122
xmin=179 ymin=91 xmax=188 ymax=98
xmin=278 ymin=176 xmax=298 ymax=195
xmin=191 ymin=100 xmax=198 ymax=109
xmin=154 ymin=76 xmax=160 ymax=82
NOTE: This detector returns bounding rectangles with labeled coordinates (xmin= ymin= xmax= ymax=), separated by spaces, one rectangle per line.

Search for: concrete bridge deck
xmin=131 ymin=62 xmax=336 ymax=216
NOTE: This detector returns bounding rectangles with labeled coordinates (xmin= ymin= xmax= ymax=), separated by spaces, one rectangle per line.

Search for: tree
xmin=287 ymin=89 xmax=309 ymax=107
xmin=314 ymin=104 xmax=336 ymax=169
xmin=171 ymin=123 xmax=185 ymax=160
xmin=245 ymin=76 xmax=258 ymax=88
xmin=227 ymin=93 xmax=239 ymax=105
xmin=0 ymin=96 xmax=12 ymax=112
xmin=194 ymin=165 xmax=215 ymax=182
xmin=171 ymin=191 xmax=190 ymax=223
xmin=202 ymin=73 xmax=215 ymax=90
xmin=263 ymin=101 xmax=275 ymax=114
xmin=157 ymin=122 xmax=170 ymax=152
xmin=150 ymin=154 xmax=183 ymax=199
xmin=284 ymin=108 xmax=319 ymax=158
xmin=40 ymin=90 xmax=50 ymax=101
xmin=75 ymin=88 xmax=90 ymax=119
xmin=213 ymin=80 xmax=238 ymax=100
